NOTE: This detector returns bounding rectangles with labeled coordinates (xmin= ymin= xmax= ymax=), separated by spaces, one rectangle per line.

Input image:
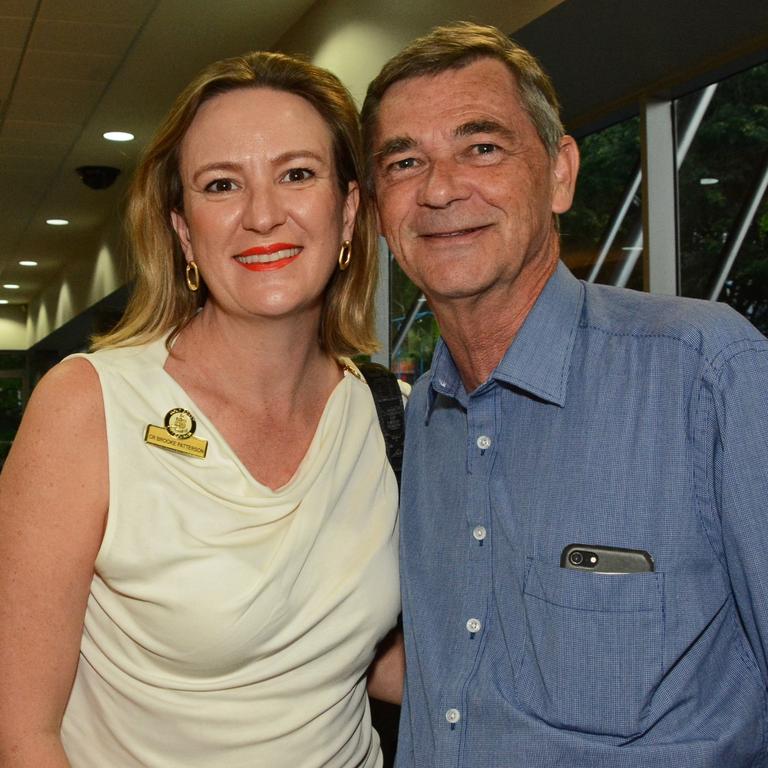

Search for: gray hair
xmin=361 ymin=21 xmax=564 ymax=193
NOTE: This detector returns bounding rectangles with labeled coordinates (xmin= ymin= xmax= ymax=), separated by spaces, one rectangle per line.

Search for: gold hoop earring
xmin=185 ymin=261 xmax=200 ymax=292
xmin=338 ymin=240 xmax=351 ymax=271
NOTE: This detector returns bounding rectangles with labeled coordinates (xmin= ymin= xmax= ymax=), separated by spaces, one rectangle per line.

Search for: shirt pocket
xmin=515 ymin=557 xmax=664 ymax=739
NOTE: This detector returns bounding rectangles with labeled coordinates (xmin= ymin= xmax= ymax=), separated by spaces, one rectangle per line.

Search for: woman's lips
xmin=235 ymin=243 xmax=302 ymax=271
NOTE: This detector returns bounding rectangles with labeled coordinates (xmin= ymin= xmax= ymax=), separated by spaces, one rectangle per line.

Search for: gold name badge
xmin=144 ymin=407 xmax=208 ymax=459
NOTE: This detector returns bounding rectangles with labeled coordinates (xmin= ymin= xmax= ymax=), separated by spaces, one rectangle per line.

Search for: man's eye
xmin=282 ymin=168 xmax=314 ymax=183
xmin=473 ymin=143 xmax=498 ymax=155
xmin=388 ymin=157 xmax=417 ymax=172
xmin=204 ymin=178 xmax=237 ymax=193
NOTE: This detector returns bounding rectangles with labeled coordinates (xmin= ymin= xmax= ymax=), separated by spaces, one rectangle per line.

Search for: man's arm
xmin=714 ymin=344 xmax=768 ymax=680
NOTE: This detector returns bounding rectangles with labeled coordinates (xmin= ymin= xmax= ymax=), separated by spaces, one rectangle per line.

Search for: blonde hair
xmin=94 ymin=51 xmax=378 ymax=356
xmin=361 ymin=21 xmax=564 ymax=193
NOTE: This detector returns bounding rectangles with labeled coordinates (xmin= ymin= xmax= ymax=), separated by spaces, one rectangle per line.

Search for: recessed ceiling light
xmin=3 ymin=284 xmax=19 ymax=290
xmin=46 ymin=218 xmax=69 ymax=226
xmin=19 ymin=260 xmax=38 ymax=267
xmin=103 ymin=131 xmax=134 ymax=142
xmin=700 ymin=177 xmax=719 ymax=185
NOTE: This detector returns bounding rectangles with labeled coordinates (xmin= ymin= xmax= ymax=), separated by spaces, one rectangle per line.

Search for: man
xmin=362 ymin=21 xmax=768 ymax=767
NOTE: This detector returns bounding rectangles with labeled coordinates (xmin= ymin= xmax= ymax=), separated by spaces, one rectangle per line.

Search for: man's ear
xmin=170 ymin=209 xmax=192 ymax=260
xmin=551 ymin=135 xmax=580 ymax=215
xmin=341 ymin=181 xmax=360 ymax=243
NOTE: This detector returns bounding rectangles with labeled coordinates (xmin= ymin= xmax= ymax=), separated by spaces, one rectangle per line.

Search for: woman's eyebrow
xmin=191 ymin=161 xmax=241 ymax=184
xmin=271 ymin=149 xmax=327 ymax=165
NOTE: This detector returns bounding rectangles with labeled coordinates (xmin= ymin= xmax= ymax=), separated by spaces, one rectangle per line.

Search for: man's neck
xmin=431 ymin=258 xmax=557 ymax=393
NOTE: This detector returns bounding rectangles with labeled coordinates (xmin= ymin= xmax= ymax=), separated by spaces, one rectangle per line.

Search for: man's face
xmin=372 ymin=58 xmax=577 ymax=307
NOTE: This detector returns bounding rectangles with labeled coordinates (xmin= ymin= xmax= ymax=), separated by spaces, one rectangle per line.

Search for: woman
xmin=0 ymin=52 xmax=403 ymax=767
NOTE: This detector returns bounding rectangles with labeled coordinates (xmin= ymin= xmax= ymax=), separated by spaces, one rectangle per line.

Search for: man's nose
xmin=416 ymin=158 xmax=469 ymax=208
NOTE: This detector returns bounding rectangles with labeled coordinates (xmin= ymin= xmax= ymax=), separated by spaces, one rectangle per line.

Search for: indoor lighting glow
xmin=3 ymin=284 xmax=19 ymax=289
xmin=103 ymin=131 xmax=134 ymax=142
xmin=700 ymin=177 xmax=719 ymax=185
xmin=0 ymin=300 xmax=8 ymax=305
xmin=19 ymin=260 xmax=37 ymax=267
xmin=46 ymin=218 xmax=69 ymax=226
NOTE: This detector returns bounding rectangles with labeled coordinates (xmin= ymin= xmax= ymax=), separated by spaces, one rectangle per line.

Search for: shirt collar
xmin=426 ymin=262 xmax=584 ymax=417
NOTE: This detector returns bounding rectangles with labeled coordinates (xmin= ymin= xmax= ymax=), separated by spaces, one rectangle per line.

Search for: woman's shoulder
xmin=66 ymin=338 xmax=166 ymax=377
xmin=397 ymin=378 xmax=412 ymax=404
xmin=2 ymin=355 xmax=108 ymax=521
xmin=26 ymin=356 xmax=104 ymax=434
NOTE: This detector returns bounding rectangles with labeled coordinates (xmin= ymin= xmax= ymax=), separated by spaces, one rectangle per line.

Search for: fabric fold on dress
xmin=61 ymin=338 xmax=400 ymax=768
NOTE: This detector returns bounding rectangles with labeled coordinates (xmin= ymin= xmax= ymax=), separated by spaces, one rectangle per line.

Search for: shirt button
xmin=476 ymin=435 xmax=492 ymax=450
xmin=472 ymin=525 xmax=487 ymax=541
xmin=445 ymin=708 xmax=461 ymax=724
xmin=466 ymin=618 xmax=482 ymax=633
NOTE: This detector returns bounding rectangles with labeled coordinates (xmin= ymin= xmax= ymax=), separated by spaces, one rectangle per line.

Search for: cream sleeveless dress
xmin=59 ymin=339 xmax=400 ymax=767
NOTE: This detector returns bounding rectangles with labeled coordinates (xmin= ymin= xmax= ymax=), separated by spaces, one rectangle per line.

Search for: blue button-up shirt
xmin=396 ymin=262 xmax=768 ymax=767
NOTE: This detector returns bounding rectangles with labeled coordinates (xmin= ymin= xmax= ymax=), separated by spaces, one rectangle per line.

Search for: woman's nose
xmin=241 ymin=184 xmax=287 ymax=233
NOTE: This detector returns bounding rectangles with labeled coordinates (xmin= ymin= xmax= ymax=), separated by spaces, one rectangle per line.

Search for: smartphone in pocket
xmin=560 ymin=543 xmax=654 ymax=574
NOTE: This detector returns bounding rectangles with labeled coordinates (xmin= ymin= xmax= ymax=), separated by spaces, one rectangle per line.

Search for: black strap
xmin=357 ymin=362 xmax=404 ymax=488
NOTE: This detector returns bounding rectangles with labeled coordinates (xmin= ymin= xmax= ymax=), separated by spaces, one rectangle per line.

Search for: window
xmin=389 ymin=257 xmax=439 ymax=383
xmin=677 ymin=61 xmax=768 ymax=334
xmin=560 ymin=116 xmax=642 ymax=288
xmin=385 ymin=59 xmax=768 ymax=371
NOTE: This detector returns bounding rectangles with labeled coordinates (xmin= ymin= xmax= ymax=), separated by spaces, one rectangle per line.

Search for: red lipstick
xmin=235 ymin=243 xmax=302 ymax=271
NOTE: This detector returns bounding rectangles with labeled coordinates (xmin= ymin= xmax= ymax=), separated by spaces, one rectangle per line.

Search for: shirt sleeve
xmin=393 ymin=679 xmax=415 ymax=768
xmin=714 ymin=342 xmax=768 ymax=682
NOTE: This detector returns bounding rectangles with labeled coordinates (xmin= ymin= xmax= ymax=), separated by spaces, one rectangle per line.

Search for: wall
xmin=0 ymin=305 xmax=27 ymax=350
xmin=25 ymin=217 xmax=126 ymax=348
xmin=278 ymin=0 xmax=564 ymax=104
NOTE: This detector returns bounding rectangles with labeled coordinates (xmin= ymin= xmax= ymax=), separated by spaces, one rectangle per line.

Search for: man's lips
xmin=418 ymin=224 xmax=490 ymax=238
xmin=235 ymin=243 xmax=302 ymax=271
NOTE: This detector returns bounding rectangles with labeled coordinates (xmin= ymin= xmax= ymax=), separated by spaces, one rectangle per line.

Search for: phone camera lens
xmin=568 ymin=551 xmax=584 ymax=566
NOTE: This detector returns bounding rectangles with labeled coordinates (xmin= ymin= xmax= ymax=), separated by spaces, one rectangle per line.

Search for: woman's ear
xmin=170 ymin=209 xmax=192 ymax=260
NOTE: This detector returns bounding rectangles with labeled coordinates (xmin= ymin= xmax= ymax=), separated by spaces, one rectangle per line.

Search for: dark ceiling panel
xmin=515 ymin=0 xmax=768 ymax=133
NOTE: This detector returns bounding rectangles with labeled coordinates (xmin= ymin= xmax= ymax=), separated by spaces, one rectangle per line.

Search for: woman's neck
xmin=166 ymin=303 xmax=338 ymax=409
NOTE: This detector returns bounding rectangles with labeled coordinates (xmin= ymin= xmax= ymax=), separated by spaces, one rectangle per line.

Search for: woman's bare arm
xmin=0 ymin=359 xmax=108 ymax=766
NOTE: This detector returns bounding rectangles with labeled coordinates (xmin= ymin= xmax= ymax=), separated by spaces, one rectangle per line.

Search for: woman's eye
xmin=204 ymin=178 xmax=237 ymax=193
xmin=282 ymin=168 xmax=314 ymax=183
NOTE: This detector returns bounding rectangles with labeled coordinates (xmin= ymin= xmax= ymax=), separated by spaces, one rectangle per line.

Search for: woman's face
xmin=172 ymin=87 xmax=358 ymax=324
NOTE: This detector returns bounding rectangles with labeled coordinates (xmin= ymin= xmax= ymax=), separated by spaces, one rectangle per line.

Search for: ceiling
xmin=1 ymin=0 xmax=766 ymax=334
xmin=0 ymin=0 xmax=318 ymax=307
xmin=516 ymin=0 xmax=768 ymax=134
xmin=0 ymin=0 xmax=564 ymax=325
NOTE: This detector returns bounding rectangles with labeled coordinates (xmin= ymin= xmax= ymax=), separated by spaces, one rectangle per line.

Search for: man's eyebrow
xmin=374 ymin=136 xmax=417 ymax=162
xmin=454 ymin=120 xmax=517 ymax=142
